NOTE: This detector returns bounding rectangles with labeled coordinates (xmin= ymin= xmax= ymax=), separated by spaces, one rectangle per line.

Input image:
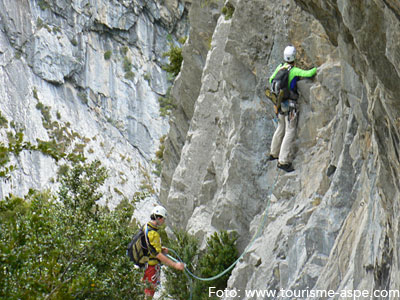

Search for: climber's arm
xmin=291 ymin=66 xmax=317 ymax=78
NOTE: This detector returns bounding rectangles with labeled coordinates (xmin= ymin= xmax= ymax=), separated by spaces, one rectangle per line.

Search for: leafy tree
xmin=57 ymin=160 xmax=107 ymax=219
xmin=0 ymin=158 xmax=239 ymax=300
xmin=0 ymin=161 xmax=144 ymax=300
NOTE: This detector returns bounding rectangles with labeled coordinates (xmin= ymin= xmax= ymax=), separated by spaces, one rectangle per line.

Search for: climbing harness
xmin=166 ymin=170 xmax=281 ymax=299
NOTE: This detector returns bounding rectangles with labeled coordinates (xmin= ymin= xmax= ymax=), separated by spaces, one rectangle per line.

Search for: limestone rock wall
xmin=160 ymin=0 xmax=223 ymax=201
xmin=162 ymin=0 xmax=400 ymax=296
xmin=0 ymin=0 xmax=189 ymax=205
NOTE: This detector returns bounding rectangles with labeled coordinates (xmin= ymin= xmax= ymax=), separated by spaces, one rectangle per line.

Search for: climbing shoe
xmin=267 ymin=155 xmax=278 ymax=161
xmin=277 ymin=162 xmax=294 ymax=172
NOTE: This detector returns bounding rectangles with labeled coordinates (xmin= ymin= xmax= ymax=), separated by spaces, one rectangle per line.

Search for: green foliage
xmin=57 ymin=160 xmax=107 ymax=218
xmin=52 ymin=26 xmax=61 ymax=34
xmin=0 ymin=89 xmax=89 ymax=179
xmin=134 ymin=163 xmax=157 ymax=200
xmin=124 ymin=71 xmax=135 ymax=80
xmin=163 ymin=230 xmax=238 ymax=300
xmin=38 ymin=0 xmax=50 ymax=10
xmin=71 ymin=38 xmax=78 ymax=47
xmin=7 ymin=131 xmax=26 ymax=156
xmin=104 ymin=50 xmax=112 ymax=60
xmin=33 ymin=87 xmax=39 ymax=100
xmin=33 ymin=96 xmax=89 ymax=163
xmin=0 ymin=126 xmax=76 ymax=178
xmin=201 ymin=0 xmax=220 ymax=7
xmin=123 ymin=56 xmax=132 ymax=72
xmin=162 ymin=37 xmax=187 ymax=78
xmin=36 ymin=139 xmax=66 ymax=161
xmin=37 ymin=17 xmax=44 ymax=29
xmin=162 ymin=229 xmax=199 ymax=300
xmin=36 ymin=102 xmax=51 ymax=124
xmin=155 ymin=135 xmax=166 ymax=160
xmin=122 ymin=56 xmax=134 ymax=80
xmin=143 ymin=73 xmax=151 ymax=83
xmin=0 ymin=111 xmax=8 ymax=128
xmin=0 ymin=130 xmax=30 ymax=178
xmin=14 ymin=51 xmax=22 ymax=59
xmin=221 ymin=3 xmax=235 ymax=20
xmin=0 ymin=161 xmax=144 ymax=300
xmin=36 ymin=17 xmax=51 ymax=32
xmin=178 ymin=36 xmax=187 ymax=45
xmin=158 ymin=87 xmax=176 ymax=117
xmin=194 ymin=231 xmax=239 ymax=299
xmin=120 ymin=46 xmax=129 ymax=56
xmin=152 ymin=135 xmax=166 ymax=177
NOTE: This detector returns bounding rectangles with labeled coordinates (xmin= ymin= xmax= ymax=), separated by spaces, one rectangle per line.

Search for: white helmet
xmin=151 ymin=205 xmax=168 ymax=218
xmin=284 ymin=45 xmax=296 ymax=62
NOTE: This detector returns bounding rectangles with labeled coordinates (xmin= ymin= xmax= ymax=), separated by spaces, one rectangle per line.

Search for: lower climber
xmin=142 ymin=206 xmax=185 ymax=299
xmin=267 ymin=45 xmax=317 ymax=172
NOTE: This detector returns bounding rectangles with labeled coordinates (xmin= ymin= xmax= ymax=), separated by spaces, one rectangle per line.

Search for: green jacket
xmin=269 ymin=63 xmax=317 ymax=93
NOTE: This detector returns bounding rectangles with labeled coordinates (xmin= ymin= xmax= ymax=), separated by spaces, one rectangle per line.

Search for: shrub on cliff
xmin=162 ymin=229 xmax=238 ymax=300
xmin=162 ymin=37 xmax=187 ymax=78
xmin=0 ymin=161 xmax=143 ymax=300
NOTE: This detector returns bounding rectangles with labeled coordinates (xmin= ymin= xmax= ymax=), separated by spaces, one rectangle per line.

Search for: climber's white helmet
xmin=284 ymin=45 xmax=296 ymax=63
xmin=151 ymin=205 xmax=168 ymax=218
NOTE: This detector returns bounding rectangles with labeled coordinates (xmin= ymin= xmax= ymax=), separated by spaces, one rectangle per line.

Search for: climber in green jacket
xmin=267 ymin=45 xmax=317 ymax=172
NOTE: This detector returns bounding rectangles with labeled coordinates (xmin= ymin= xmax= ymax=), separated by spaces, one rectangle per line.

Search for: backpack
xmin=127 ymin=224 xmax=157 ymax=268
xmin=270 ymin=64 xmax=292 ymax=101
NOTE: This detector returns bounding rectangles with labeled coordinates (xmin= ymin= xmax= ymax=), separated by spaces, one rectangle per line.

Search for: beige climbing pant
xmin=270 ymin=111 xmax=298 ymax=164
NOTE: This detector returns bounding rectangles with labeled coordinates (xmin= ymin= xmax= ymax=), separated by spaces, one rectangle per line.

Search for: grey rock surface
xmin=161 ymin=0 xmax=400 ymax=297
xmin=0 ymin=0 xmax=189 ymax=206
xmin=160 ymin=0 xmax=223 ymax=202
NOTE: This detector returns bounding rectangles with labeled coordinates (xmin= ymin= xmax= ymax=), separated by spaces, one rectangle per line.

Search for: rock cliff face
xmin=162 ymin=0 xmax=400 ymax=297
xmin=2 ymin=0 xmax=399 ymax=296
xmin=0 ymin=0 xmax=189 ymax=205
